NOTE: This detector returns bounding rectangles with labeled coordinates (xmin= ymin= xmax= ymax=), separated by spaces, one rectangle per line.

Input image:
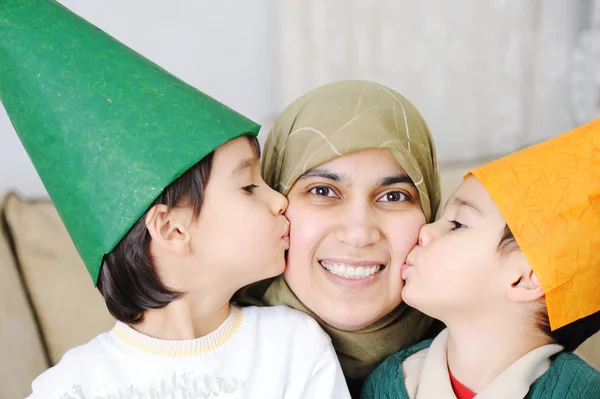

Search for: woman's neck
xmin=131 ymin=291 xmax=232 ymax=340
xmin=445 ymin=316 xmax=552 ymax=393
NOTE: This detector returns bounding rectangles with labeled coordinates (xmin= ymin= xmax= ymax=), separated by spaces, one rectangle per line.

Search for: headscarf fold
xmin=235 ymin=81 xmax=442 ymax=385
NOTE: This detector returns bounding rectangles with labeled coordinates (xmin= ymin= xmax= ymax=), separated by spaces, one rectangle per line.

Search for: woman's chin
xmin=317 ymin=306 xmax=394 ymax=331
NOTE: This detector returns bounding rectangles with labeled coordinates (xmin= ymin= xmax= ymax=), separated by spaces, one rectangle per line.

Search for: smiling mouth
xmin=319 ymin=260 xmax=385 ymax=279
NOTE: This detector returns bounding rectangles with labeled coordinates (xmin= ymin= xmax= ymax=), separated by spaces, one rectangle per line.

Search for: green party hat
xmin=0 ymin=0 xmax=260 ymax=284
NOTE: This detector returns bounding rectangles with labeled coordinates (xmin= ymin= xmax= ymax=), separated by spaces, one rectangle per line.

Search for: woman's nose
xmin=337 ymin=205 xmax=381 ymax=248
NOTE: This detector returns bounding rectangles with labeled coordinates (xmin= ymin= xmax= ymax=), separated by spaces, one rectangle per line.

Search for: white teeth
xmin=320 ymin=261 xmax=381 ymax=279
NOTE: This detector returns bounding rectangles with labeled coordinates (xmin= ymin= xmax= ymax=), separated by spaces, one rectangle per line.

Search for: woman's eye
xmin=309 ymin=186 xmax=336 ymax=197
xmin=378 ymin=191 xmax=408 ymax=202
xmin=243 ymin=184 xmax=258 ymax=194
xmin=450 ymin=220 xmax=465 ymax=230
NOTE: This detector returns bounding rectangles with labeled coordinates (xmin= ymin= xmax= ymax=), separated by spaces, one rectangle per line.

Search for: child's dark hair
xmin=499 ymin=225 xmax=600 ymax=352
xmin=97 ymin=135 xmax=260 ymax=324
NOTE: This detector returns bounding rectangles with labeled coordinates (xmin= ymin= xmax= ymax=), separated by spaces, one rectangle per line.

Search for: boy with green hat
xmin=0 ymin=0 xmax=350 ymax=397
xmin=362 ymin=120 xmax=600 ymax=398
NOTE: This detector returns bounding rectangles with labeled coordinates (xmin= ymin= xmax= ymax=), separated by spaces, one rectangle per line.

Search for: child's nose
xmin=417 ymin=223 xmax=435 ymax=247
xmin=269 ymin=188 xmax=288 ymax=215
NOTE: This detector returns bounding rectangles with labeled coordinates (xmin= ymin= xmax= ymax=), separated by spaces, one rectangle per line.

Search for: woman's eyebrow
xmin=299 ymin=168 xmax=350 ymax=184
xmin=375 ymin=173 xmax=414 ymax=187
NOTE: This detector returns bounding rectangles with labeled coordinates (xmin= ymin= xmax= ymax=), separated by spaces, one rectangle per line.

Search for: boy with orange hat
xmin=362 ymin=120 xmax=600 ymax=398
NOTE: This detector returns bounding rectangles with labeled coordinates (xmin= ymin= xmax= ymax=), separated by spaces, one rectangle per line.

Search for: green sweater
xmin=362 ymin=339 xmax=600 ymax=398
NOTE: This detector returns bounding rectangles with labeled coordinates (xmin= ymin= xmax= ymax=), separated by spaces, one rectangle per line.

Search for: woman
xmin=236 ymin=80 xmax=441 ymax=396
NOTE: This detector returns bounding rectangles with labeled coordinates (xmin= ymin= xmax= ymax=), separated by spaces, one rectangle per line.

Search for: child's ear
xmin=145 ymin=204 xmax=191 ymax=254
xmin=507 ymin=259 xmax=545 ymax=303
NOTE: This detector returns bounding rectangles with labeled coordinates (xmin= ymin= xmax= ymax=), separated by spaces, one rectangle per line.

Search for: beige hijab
xmin=236 ymin=81 xmax=441 ymax=385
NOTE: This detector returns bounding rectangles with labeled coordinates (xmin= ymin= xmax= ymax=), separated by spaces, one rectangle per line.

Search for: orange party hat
xmin=469 ymin=119 xmax=600 ymax=330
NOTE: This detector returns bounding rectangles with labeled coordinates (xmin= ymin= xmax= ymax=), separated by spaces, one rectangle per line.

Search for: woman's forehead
xmin=299 ymin=148 xmax=413 ymax=186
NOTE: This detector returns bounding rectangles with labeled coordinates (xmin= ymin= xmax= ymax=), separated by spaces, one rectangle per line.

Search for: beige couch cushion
xmin=577 ymin=332 xmax=600 ymax=370
xmin=0 ymin=195 xmax=48 ymax=398
xmin=4 ymin=194 xmax=115 ymax=365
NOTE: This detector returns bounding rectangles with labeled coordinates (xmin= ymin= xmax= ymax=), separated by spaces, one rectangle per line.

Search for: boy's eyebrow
xmin=453 ymin=196 xmax=483 ymax=216
xmin=231 ymin=157 xmax=258 ymax=176
xmin=375 ymin=173 xmax=414 ymax=187
xmin=299 ymin=168 xmax=350 ymax=185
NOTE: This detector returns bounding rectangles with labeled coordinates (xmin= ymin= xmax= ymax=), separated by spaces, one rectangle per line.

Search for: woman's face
xmin=284 ymin=148 xmax=426 ymax=330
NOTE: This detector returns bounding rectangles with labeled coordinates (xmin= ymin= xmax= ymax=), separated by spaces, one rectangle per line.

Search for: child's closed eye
xmin=243 ymin=184 xmax=258 ymax=194
xmin=450 ymin=220 xmax=465 ymax=230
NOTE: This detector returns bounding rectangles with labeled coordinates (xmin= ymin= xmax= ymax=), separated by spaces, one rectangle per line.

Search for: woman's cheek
xmin=285 ymin=204 xmax=325 ymax=265
xmin=387 ymin=210 xmax=426 ymax=253
xmin=286 ymin=197 xmax=333 ymax=240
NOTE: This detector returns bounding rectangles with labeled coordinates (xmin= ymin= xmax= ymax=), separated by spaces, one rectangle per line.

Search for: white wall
xmin=273 ymin=1 xmax=599 ymax=164
xmin=0 ymin=0 xmax=275 ymax=198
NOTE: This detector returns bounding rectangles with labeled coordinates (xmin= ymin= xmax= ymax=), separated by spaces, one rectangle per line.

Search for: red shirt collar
xmin=449 ymin=370 xmax=477 ymax=399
